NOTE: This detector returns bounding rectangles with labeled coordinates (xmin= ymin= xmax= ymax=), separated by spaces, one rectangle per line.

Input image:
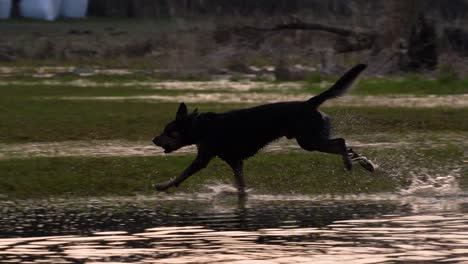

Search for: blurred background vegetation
xmin=2 ymin=0 xmax=468 ymax=80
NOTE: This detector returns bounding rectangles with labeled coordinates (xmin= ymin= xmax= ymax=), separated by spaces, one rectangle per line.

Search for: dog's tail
xmin=307 ymin=64 xmax=366 ymax=107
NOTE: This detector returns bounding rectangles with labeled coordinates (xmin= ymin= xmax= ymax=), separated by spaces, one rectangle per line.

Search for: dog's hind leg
xmin=227 ymin=160 xmax=246 ymax=196
xmin=297 ymin=137 xmax=352 ymax=171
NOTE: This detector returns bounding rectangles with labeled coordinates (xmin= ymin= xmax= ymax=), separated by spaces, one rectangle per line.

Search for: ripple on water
xmin=1 ymin=213 xmax=468 ymax=263
xmin=1 ymin=193 xmax=468 ymax=263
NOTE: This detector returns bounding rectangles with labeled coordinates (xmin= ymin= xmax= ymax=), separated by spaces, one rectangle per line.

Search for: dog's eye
xmin=169 ymin=131 xmax=179 ymax=138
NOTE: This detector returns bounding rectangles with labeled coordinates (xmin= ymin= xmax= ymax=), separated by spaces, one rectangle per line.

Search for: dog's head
xmin=153 ymin=103 xmax=198 ymax=153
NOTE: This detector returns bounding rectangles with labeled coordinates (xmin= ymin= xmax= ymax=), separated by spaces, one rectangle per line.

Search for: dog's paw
xmin=154 ymin=181 xmax=173 ymax=192
xmin=359 ymin=159 xmax=377 ymax=172
xmin=351 ymin=156 xmax=376 ymax=172
xmin=347 ymin=148 xmax=376 ymax=172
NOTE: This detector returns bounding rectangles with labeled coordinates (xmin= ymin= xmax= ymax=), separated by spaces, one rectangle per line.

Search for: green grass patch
xmin=356 ymin=76 xmax=468 ymax=95
xmin=0 ymin=101 xmax=232 ymax=143
xmin=3 ymin=70 xmax=468 ymax=96
xmin=0 ymin=153 xmax=394 ymax=199
xmin=0 ymin=83 xmax=232 ymax=99
xmin=0 ymin=71 xmax=215 ymax=83
xmin=305 ymin=74 xmax=468 ymax=95
xmin=0 ymin=145 xmax=463 ymax=199
xmin=0 ymin=84 xmax=157 ymax=98
xmin=0 ymin=96 xmax=466 ymax=143
xmin=1 ymin=78 xmax=467 ymax=144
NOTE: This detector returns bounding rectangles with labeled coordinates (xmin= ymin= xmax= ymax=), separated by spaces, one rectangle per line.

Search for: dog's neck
xmin=183 ymin=112 xmax=203 ymax=145
xmin=186 ymin=112 xmax=214 ymax=145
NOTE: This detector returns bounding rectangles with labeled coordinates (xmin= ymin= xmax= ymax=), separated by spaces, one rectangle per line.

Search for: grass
xmin=0 ymin=71 xmax=214 ymax=82
xmin=8 ymin=68 xmax=468 ymax=97
xmin=0 ymin=76 xmax=466 ymax=143
xmin=0 ymin=83 xmax=230 ymax=98
xmin=0 ymin=97 xmax=466 ymax=143
xmin=3 ymin=153 xmax=394 ymax=198
xmin=3 ymin=69 xmax=468 ymax=95
xmin=0 ymin=83 xmax=157 ymax=98
xmin=305 ymin=74 xmax=468 ymax=95
xmin=0 ymin=74 xmax=466 ymax=199
xmin=0 ymin=145 xmax=464 ymax=199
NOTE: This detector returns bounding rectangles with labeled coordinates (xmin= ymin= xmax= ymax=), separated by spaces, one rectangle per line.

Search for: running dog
xmin=153 ymin=64 xmax=375 ymax=194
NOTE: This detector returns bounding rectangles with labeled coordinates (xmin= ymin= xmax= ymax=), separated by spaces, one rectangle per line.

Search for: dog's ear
xmin=176 ymin=102 xmax=188 ymax=121
xmin=192 ymin=108 xmax=198 ymax=115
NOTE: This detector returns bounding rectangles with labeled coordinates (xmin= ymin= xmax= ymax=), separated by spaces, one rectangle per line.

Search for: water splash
xmin=400 ymin=169 xmax=461 ymax=196
xmin=202 ymin=182 xmax=241 ymax=195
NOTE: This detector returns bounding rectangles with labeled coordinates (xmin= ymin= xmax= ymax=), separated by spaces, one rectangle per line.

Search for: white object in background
xmin=0 ymin=0 xmax=12 ymax=19
xmin=19 ymin=0 xmax=62 ymax=21
xmin=61 ymin=0 xmax=88 ymax=18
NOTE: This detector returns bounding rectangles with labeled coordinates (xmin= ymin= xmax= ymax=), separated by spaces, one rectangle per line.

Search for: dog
xmin=153 ymin=64 xmax=375 ymax=195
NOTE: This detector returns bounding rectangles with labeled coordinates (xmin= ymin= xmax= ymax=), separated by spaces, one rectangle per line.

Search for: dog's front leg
xmin=155 ymin=153 xmax=212 ymax=191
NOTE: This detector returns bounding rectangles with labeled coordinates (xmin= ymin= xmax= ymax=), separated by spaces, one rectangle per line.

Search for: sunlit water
xmin=2 ymin=182 xmax=468 ymax=264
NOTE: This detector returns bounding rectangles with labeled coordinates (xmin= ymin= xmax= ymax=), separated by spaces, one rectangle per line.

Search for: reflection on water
xmin=2 ymin=192 xmax=468 ymax=263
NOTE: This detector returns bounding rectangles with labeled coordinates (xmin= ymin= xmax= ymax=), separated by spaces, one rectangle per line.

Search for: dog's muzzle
xmin=152 ymin=136 xmax=161 ymax=146
xmin=153 ymin=136 xmax=174 ymax=153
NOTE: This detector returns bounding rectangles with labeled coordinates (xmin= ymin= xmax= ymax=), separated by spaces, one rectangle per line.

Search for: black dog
xmin=153 ymin=64 xmax=375 ymax=194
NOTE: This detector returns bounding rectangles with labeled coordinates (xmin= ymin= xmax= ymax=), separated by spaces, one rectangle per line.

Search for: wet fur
xmin=153 ymin=64 xmax=375 ymax=194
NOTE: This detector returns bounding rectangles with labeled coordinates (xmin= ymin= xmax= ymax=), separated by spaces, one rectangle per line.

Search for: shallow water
xmin=1 ymin=189 xmax=468 ymax=264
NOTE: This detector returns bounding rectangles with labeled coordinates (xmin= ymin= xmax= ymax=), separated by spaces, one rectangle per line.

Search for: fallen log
xmin=233 ymin=20 xmax=377 ymax=53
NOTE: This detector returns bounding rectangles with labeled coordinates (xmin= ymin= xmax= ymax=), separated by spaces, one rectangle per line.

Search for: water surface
xmin=2 ymin=188 xmax=468 ymax=263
